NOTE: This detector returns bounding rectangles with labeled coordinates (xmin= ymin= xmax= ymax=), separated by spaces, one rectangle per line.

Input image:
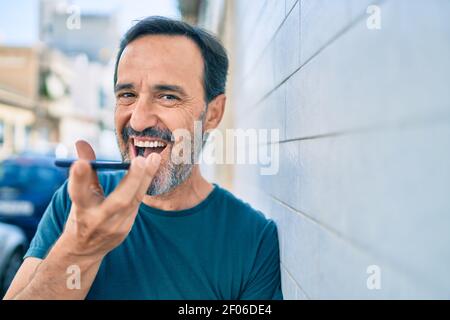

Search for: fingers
xmin=68 ymin=159 xmax=104 ymax=209
xmin=75 ymin=140 xmax=102 ymax=193
xmin=136 ymin=153 xmax=162 ymax=199
xmin=68 ymin=140 xmax=104 ymax=209
xmin=101 ymin=153 xmax=161 ymax=214
xmin=75 ymin=140 xmax=96 ymax=160
xmin=120 ymin=153 xmax=161 ymax=228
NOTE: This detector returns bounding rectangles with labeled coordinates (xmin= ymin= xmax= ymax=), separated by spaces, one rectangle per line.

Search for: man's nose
xmin=129 ymin=96 xmax=158 ymax=132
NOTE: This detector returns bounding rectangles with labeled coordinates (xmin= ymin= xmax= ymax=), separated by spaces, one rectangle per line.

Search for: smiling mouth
xmin=131 ymin=137 xmax=169 ymax=158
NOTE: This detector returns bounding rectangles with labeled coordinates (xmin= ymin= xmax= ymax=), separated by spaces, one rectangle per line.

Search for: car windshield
xmin=0 ymin=161 xmax=59 ymax=188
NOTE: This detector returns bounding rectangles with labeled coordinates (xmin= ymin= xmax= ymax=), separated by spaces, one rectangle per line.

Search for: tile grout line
xmin=280 ymin=261 xmax=311 ymax=300
xmin=240 ymin=0 xmax=296 ymax=82
xmin=241 ymin=0 xmax=388 ymax=114
xmin=259 ymin=111 xmax=450 ymax=146
xmin=269 ymin=193 xmax=447 ymax=295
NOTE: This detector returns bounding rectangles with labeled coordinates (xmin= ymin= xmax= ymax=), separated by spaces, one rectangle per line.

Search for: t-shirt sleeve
xmin=239 ymin=220 xmax=283 ymax=300
xmin=24 ymin=180 xmax=71 ymax=260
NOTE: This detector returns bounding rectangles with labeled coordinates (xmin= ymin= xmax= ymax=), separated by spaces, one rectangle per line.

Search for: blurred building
xmin=0 ymin=46 xmax=39 ymax=159
xmin=40 ymin=0 xmax=119 ymax=63
xmin=38 ymin=0 xmax=120 ymax=159
xmin=178 ymin=0 xmax=204 ymax=25
xmin=0 ymin=0 xmax=120 ymax=161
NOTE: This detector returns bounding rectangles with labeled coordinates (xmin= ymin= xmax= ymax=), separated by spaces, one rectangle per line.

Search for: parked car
xmin=0 ymin=155 xmax=67 ymax=242
xmin=0 ymin=222 xmax=27 ymax=297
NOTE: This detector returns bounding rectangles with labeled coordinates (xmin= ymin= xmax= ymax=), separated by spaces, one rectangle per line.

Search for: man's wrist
xmin=52 ymin=232 xmax=105 ymax=267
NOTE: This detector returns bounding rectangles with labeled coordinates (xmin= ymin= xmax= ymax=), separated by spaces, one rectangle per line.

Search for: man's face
xmin=114 ymin=35 xmax=206 ymax=196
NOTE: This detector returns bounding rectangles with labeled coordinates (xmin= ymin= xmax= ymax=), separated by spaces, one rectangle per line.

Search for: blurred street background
xmin=0 ymin=0 xmax=182 ymax=296
xmin=0 ymin=0 xmax=182 ymax=160
xmin=1 ymin=0 xmax=450 ymax=299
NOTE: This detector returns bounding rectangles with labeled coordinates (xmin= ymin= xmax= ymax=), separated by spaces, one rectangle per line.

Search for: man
xmin=4 ymin=16 xmax=282 ymax=300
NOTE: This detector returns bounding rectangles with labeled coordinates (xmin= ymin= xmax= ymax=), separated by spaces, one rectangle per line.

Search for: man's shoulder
xmin=213 ymin=185 xmax=276 ymax=234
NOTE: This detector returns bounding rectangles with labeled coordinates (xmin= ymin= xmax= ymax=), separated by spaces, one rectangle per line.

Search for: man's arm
xmin=4 ymin=236 xmax=102 ymax=299
xmin=239 ymin=220 xmax=283 ymax=300
xmin=3 ymin=258 xmax=41 ymax=299
xmin=3 ymin=141 xmax=161 ymax=300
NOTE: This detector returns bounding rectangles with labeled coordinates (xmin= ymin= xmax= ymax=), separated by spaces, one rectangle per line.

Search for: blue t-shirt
xmin=25 ymin=171 xmax=283 ymax=300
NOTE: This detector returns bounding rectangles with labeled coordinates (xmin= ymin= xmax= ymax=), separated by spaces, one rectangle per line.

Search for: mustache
xmin=122 ymin=126 xmax=173 ymax=143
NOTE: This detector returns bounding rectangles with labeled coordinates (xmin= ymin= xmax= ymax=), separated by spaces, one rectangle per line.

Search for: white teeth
xmin=134 ymin=140 xmax=167 ymax=148
xmin=134 ymin=140 xmax=145 ymax=147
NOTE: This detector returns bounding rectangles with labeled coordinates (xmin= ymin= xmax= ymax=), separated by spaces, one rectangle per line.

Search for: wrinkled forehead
xmin=117 ymin=35 xmax=204 ymax=93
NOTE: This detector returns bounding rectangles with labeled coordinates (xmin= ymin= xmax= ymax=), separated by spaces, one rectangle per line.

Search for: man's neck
xmin=141 ymin=165 xmax=213 ymax=211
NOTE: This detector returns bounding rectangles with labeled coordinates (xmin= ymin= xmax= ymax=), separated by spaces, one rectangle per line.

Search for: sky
xmin=0 ymin=0 xmax=39 ymax=45
xmin=0 ymin=0 xmax=181 ymax=46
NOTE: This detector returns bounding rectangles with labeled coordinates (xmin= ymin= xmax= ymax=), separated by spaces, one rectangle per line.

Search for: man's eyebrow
xmin=114 ymin=83 xmax=188 ymax=96
xmin=114 ymin=83 xmax=134 ymax=93
xmin=152 ymin=84 xmax=187 ymax=96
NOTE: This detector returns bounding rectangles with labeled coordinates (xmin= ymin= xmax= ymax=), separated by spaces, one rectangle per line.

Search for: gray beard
xmin=146 ymin=147 xmax=195 ymax=196
xmin=116 ymin=141 xmax=197 ymax=196
xmin=116 ymin=109 xmax=207 ymax=196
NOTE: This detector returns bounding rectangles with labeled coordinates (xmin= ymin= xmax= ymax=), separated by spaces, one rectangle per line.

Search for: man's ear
xmin=203 ymin=94 xmax=226 ymax=131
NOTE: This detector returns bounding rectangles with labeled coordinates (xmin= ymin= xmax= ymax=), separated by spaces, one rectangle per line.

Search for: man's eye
xmin=116 ymin=92 xmax=136 ymax=105
xmin=118 ymin=92 xmax=135 ymax=98
xmin=158 ymin=94 xmax=180 ymax=107
xmin=160 ymin=94 xmax=179 ymax=100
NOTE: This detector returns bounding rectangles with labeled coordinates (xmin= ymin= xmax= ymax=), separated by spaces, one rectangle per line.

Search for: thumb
xmin=68 ymin=159 xmax=103 ymax=209
xmin=75 ymin=140 xmax=102 ymax=192
xmin=68 ymin=140 xmax=104 ymax=208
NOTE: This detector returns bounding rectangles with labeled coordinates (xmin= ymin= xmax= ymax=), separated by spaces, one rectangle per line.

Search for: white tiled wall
xmin=229 ymin=0 xmax=450 ymax=299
